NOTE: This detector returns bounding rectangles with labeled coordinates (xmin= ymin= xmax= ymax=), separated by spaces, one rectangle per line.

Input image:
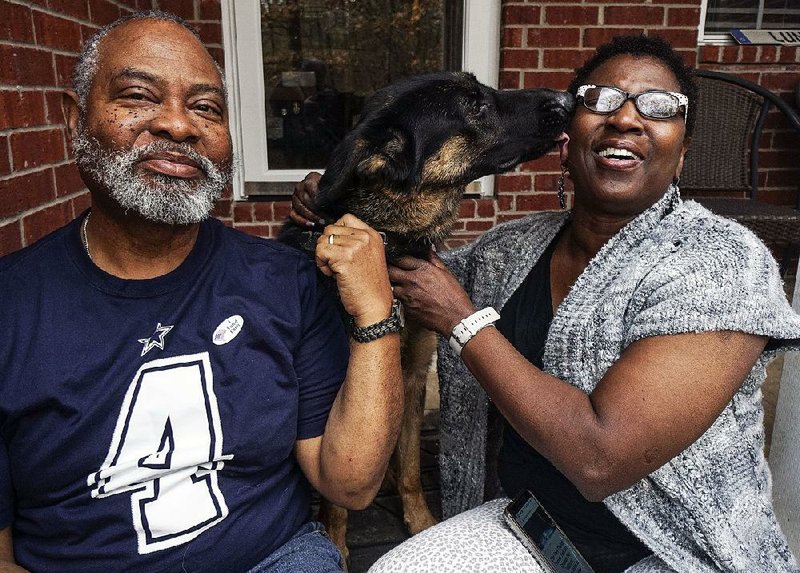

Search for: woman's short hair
xmin=569 ymin=35 xmax=697 ymax=137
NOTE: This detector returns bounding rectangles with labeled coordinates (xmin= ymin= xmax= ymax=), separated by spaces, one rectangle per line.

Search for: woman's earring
xmin=558 ymin=165 xmax=568 ymax=209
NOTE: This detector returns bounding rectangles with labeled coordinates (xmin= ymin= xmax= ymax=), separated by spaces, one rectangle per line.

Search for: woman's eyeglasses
xmin=576 ymin=85 xmax=688 ymax=121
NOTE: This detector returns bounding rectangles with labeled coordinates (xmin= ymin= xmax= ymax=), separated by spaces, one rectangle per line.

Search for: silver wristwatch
xmin=448 ymin=307 xmax=500 ymax=356
xmin=349 ymin=299 xmax=404 ymax=343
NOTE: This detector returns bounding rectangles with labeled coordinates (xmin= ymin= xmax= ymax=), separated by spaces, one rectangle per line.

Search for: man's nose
xmin=148 ymin=101 xmax=201 ymax=143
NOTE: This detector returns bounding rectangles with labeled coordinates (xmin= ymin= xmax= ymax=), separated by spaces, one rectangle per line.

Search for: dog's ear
xmin=354 ymin=126 xmax=416 ymax=187
xmin=315 ymin=129 xmax=369 ymax=211
xmin=317 ymin=124 xmax=416 ymax=209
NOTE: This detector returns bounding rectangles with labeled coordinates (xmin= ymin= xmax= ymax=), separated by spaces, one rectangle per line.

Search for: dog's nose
xmin=556 ymin=90 xmax=576 ymax=113
xmin=540 ymin=91 xmax=576 ymax=120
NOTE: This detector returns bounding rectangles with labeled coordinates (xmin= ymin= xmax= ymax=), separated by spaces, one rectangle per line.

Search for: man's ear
xmin=62 ymin=89 xmax=81 ymax=140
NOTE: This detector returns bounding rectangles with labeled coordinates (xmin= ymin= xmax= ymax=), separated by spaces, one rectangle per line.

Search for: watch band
xmin=349 ymin=299 xmax=404 ymax=343
xmin=448 ymin=307 xmax=500 ymax=356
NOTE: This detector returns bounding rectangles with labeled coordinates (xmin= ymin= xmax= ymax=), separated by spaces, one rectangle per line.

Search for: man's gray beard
xmin=73 ymin=131 xmax=233 ymax=225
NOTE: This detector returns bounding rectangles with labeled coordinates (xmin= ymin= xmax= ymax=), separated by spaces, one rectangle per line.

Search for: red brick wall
xmin=1 ymin=0 xmax=799 ymax=256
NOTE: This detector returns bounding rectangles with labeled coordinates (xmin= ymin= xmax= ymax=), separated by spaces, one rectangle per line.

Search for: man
xmin=0 ymin=11 xmax=402 ymax=572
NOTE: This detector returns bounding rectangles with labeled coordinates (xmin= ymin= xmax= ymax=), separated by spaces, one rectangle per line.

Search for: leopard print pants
xmin=369 ymin=498 xmax=674 ymax=572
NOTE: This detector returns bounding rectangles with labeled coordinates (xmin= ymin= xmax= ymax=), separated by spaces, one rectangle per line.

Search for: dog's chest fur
xmin=342 ymin=185 xmax=463 ymax=244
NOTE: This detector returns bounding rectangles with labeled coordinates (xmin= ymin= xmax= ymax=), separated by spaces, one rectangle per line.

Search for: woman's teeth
xmin=598 ymin=147 xmax=638 ymax=159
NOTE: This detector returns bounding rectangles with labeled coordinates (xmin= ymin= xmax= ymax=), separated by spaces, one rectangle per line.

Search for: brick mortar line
xmin=0 ymin=125 xmax=66 ymax=137
xmin=0 ymin=188 xmax=85 ymax=226
xmin=105 ymin=0 xmax=144 ymax=10
xmin=0 ymin=159 xmax=72 ymax=182
xmin=2 ymin=188 xmax=87 ymax=231
xmin=4 ymin=1 xmax=220 ymax=35
xmin=5 ymin=0 xmax=101 ymax=30
xmin=0 ymin=38 xmax=81 ymax=57
xmin=0 ymin=84 xmax=70 ymax=91
xmin=1 ymin=35 xmax=223 ymax=54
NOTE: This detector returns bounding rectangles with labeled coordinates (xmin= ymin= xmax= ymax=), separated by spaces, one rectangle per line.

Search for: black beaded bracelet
xmin=349 ymin=299 xmax=404 ymax=342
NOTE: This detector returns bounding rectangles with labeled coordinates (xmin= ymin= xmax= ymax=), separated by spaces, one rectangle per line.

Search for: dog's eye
xmin=475 ymin=102 xmax=490 ymax=118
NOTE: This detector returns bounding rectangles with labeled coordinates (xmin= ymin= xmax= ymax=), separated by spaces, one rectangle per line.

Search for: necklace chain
xmin=81 ymin=211 xmax=93 ymax=262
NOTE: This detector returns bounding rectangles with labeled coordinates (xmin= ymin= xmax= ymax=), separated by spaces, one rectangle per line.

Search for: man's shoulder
xmin=214 ymin=220 xmax=310 ymax=261
xmin=210 ymin=220 xmax=319 ymax=286
xmin=0 ymin=221 xmax=74 ymax=278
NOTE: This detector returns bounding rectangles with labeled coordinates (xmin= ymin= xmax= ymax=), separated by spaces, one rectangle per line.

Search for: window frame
xmin=698 ymin=0 xmax=800 ymax=45
xmin=221 ymin=0 xmax=502 ymax=199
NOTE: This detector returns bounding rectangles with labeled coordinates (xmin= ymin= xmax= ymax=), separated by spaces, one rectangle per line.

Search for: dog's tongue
xmin=557 ymin=133 xmax=569 ymax=164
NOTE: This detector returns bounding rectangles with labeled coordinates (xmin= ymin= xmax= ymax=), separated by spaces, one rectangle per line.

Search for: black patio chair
xmin=680 ymin=69 xmax=800 ymax=275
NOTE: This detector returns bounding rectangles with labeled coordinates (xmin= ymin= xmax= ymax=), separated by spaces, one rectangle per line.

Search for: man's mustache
xmin=125 ymin=141 xmax=216 ymax=177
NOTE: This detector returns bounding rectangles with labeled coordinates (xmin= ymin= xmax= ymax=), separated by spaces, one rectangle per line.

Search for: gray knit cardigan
xmin=437 ymin=186 xmax=800 ymax=572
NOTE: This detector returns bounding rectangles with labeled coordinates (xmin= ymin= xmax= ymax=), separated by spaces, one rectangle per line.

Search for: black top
xmin=496 ymin=236 xmax=652 ymax=573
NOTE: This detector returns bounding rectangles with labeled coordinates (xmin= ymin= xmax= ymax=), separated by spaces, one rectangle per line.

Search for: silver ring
xmin=327 ymin=233 xmax=335 ymax=245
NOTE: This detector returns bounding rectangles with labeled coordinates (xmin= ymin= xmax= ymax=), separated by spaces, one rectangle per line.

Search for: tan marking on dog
xmin=349 ymin=135 xmax=473 ymax=236
xmin=373 ymin=187 xmax=461 ymax=237
xmin=359 ymin=155 xmax=387 ymax=175
xmin=357 ymin=131 xmax=407 ymax=176
xmin=420 ymin=136 xmax=473 ymax=184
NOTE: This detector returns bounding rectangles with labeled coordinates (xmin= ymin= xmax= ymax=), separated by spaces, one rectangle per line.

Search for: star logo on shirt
xmin=138 ymin=323 xmax=174 ymax=357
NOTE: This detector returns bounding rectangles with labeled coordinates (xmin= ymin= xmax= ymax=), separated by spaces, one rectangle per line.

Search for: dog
xmin=279 ymin=71 xmax=574 ymax=565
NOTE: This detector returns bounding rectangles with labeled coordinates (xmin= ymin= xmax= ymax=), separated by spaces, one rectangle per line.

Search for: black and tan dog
xmin=280 ymin=71 xmax=574 ymax=564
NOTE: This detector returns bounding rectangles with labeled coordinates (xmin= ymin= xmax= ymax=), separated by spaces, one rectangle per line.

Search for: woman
xmin=295 ymin=36 xmax=800 ymax=572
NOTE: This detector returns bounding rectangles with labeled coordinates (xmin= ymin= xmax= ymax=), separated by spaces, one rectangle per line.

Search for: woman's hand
xmin=389 ymin=253 xmax=476 ymax=336
xmin=290 ymin=172 xmax=328 ymax=227
xmin=315 ymin=214 xmax=393 ymax=327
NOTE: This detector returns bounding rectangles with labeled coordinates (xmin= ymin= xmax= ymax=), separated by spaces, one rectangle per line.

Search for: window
xmin=700 ymin=0 xmax=800 ymax=44
xmin=222 ymin=0 xmax=501 ymax=198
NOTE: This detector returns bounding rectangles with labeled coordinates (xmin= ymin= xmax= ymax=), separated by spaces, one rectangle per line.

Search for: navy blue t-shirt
xmin=0 ymin=214 xmax=349 ymax=572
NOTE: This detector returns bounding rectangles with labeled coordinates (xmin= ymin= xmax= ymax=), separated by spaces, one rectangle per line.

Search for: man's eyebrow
xmin=187 ymin=83 xmax=226 ymax=100
xmin=112 ymin=68 xmax=158 ymax=84
xmin=111 ymin=69 xmax=226 ymax=101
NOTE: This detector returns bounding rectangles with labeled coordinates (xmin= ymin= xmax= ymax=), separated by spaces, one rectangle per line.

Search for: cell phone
xmin=503 ymin=490 xmax=595 ymax=573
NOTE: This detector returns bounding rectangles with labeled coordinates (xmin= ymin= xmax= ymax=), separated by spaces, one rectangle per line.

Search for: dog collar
xmin=298 ymin=229 xmax=432 ymax=260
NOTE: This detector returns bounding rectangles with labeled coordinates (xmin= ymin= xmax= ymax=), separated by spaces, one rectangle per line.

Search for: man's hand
xmin=0 ymin=528 xmax=28 ymax=572
xmin=315 ymin=214 xmax=393 ymax=327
